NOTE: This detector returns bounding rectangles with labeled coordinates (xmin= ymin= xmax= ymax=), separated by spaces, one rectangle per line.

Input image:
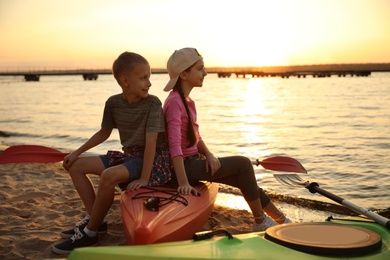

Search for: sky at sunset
xmin=1 ymin=0 xmax=389 ymax=69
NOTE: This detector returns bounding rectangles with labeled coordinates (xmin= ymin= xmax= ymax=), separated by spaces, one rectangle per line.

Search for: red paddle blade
xmin=1 ymin=145 xmax=64 ymax=155
xmin=256 ymin=156 xmax=307 ymax=173
xmin=0 ymin=145 xmax=69 ymax=164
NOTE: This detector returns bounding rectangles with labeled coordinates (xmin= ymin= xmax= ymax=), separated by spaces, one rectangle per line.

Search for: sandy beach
xmin=0 ymin=147 xmax=367 ymax=260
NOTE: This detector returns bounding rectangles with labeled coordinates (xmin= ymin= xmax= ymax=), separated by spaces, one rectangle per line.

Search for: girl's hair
xmin=173 ymin=66 xmax=197 ymax=148
xmin=112 ymin=52 xmax=149 ymax=83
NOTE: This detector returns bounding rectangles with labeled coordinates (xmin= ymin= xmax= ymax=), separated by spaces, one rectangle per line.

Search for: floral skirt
xmin=104 ymin=147 xmax=172 ymax=187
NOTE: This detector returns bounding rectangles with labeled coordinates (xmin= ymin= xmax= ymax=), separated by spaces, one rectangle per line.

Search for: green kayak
xmin=67 ymin=216 xmax=390 ymax=260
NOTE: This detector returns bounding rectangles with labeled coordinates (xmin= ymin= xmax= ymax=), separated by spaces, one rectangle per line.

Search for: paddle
xmin=0 ymin=145 xmax=307 ymax=174
xmin=252 ymin=156 xmax=307 ymax=173
xmin=0 ymin=145 xmax=69 ymax=164
xmin=272 ymin=163 xmax=390 ymax=230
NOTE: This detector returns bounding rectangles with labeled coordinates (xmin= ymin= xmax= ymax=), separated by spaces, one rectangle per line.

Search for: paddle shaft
xmin=307 ymin=182 xmax=390 ymax=229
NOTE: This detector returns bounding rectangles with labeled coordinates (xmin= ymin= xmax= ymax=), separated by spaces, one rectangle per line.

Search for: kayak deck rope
xmin=131 ymin=187 xmax=188 ymax=212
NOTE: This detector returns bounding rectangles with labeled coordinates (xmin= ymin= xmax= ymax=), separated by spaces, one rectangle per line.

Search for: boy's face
xmin=121 ymin=62 xmax=151 ymax=102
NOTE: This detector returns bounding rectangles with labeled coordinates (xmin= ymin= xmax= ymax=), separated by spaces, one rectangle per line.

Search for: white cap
xmin=164 ymin=48 xmax=202 ymax=91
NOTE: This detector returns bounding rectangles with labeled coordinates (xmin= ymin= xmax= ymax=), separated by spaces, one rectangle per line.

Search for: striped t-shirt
xmin=101 ymin=94 xmax=166 ymax=150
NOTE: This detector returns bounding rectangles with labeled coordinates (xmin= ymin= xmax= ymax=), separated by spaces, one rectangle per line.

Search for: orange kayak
xmin=120 ymin=181 xmax=219 ymax=245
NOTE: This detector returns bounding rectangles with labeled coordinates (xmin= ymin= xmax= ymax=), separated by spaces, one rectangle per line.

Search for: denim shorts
xmin=100 ymin=154 xmax=143 ymax=190
xmin=99 ymin=149 xmax=172 ymax=190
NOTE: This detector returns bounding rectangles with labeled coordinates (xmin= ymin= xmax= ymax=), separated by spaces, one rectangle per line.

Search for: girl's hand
xmin=126 ymin=178 xmax=148 ymax=192
xmin=205 ymin=154 xmax=221 ymax=176
xmin=178 ymin=184 xmax=199 ymax=196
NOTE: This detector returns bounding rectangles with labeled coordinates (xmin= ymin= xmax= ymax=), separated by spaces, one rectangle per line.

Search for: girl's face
xmin=121 ymin=62 xmax=151 ymax=102
xmin=182 ymin=59 xmax=207 ymax=88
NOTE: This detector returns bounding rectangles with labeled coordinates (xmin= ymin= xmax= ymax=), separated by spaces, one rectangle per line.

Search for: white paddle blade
xmin=274 ymin=174 xmax=308 ymax=186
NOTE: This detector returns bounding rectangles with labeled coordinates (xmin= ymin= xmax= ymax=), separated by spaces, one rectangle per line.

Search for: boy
xmin=52 ymin=52 xmax=171 ymax=254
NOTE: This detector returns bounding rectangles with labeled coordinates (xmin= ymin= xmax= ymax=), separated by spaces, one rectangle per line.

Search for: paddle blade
xmin=257 ymin=156 xmax=307 ymax=173
xmin=1 ymin=145 xmax=64 ymax=155
xmin=0 ymin=145 xmax=69 ymax=164
xmin=0 ymin=152 xmax=68 ymax=164
xmin=274 ymin=174 xmax=308 ymax=186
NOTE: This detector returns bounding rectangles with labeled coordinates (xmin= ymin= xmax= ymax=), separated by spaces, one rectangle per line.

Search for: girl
xmin=163 ymin=48 xmax=290 ymax=231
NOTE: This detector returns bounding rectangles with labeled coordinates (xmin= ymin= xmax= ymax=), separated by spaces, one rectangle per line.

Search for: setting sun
xmin=1 ymin=0 xmax=389 ymax=68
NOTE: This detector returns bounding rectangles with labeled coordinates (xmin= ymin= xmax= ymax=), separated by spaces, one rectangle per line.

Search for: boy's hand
xmin=62 ymin=152 xmax=78 ymax=171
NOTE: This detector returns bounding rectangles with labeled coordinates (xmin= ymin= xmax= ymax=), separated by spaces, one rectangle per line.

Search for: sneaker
xmin=52 ymin=228 xmax=98 ymax=254
xmin=60 ymin=216 xmax=107 ymax=238
xmin=253 ymin=216 xmax=276 ymax=232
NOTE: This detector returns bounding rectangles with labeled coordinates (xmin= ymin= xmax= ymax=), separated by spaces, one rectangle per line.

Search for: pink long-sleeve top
xmin=163 ymin=91 xmax=202 ymax=159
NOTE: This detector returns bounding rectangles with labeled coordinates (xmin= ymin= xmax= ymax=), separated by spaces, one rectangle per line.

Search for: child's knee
xmin=68 ymin=160 xmax=84 ymax=176
xmin=99 ymin=168 xmax=121 ymax=187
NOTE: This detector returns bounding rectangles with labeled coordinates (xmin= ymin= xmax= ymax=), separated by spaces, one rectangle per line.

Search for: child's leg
xmin=263 ymin=202 xmax=288 ymax=224
xmin=186 ymin=156 xmax=271 ymax=224
xmin=258 ymin=188 xmax=289 ymax=224
xmin=67 ymin=156 xmax=106 ymax=215
xmin=247 ymin=197 xmax=278 ymax=231
xmin=86 ymin=164 xmax=129 ymax=232
xmin=246 ymin=198 xmax=266 ymax=223
xmin=186 ymin=156 xmax=289 ymax=225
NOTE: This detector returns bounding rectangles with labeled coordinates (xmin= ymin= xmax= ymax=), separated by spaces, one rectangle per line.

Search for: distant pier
xmin=0 ymin=68 xmax=167 ymax=82
xmin=22 ymin=73 xmax=100 ymax=81
xmin=212 ymin=63 xmax=389 ymax=78
xmin=1 ymin=69 xmax=113 ymax=82
xmin=219 ymin=70 xmax=372 ymax=78
xmin=0 ymin=63 xmax=389 ymax=81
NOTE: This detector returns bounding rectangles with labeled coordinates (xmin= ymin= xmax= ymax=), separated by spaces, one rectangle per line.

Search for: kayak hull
xmin=68 ymin=217 xmax=390 ymax=260
xmin=120 ymin=181 xmax=219 ymax=245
